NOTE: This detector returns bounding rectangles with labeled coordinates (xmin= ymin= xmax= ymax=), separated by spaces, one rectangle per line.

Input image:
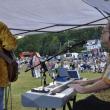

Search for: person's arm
xmin=69 ymin=78 xmax=110 ymax=94
xmin=72 ymin=77 xmax=102 ymax=86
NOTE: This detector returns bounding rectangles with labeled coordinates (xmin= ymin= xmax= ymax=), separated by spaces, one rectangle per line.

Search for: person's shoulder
xmin=0 ymin=21 xmax=4 ymax=25
xmin=0 ymin=21 xmax=7 ymax=28
xmin=0 ymin=22 xmax=13 ymax=35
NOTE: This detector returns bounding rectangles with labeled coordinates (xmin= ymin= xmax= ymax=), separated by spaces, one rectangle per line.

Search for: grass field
xmin=6 ymin=67 xmax=101 ymax=110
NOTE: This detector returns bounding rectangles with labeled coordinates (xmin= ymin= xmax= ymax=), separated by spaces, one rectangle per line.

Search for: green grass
xmin=6 ymin=68 xmax=101 ymax=110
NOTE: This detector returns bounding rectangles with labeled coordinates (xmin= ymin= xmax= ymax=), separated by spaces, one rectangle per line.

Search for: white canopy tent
xmin=83 ymin=0 xmax=110 ymax=15
xmin=0 ymin=0 xmax=109 ymax=36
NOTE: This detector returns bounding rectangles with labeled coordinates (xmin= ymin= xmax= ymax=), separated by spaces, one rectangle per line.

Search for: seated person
xmin=68 ymin=22 xmax=110 ymax=110
xmin=55 ymin=67 xmax=70 ymax=81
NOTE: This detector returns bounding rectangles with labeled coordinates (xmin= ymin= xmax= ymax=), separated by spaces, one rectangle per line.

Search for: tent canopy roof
xmin=0 ymin=0 xmax=109 ymax=36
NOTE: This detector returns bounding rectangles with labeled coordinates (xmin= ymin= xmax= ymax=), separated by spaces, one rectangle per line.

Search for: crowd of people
xmin=42 ymin=51 xmax=107 ymax=74
xmin=17 ymin=49 xmax=108 ymax=79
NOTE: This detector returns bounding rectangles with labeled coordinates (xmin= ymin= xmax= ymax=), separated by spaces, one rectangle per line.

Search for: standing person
xmin=33 ymin=52 xmax=41 ymax=78
xmin=68 ymin=22 xmax=110 ymax=110
xmin=28 ymin=54 xmax=35 ymax=77
xmin=0 ymin=21 xmax=17 ymax=110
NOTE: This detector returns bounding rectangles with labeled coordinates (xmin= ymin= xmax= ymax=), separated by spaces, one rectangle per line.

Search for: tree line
xmin=16 ymin=27 xmax=102 ymax=56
